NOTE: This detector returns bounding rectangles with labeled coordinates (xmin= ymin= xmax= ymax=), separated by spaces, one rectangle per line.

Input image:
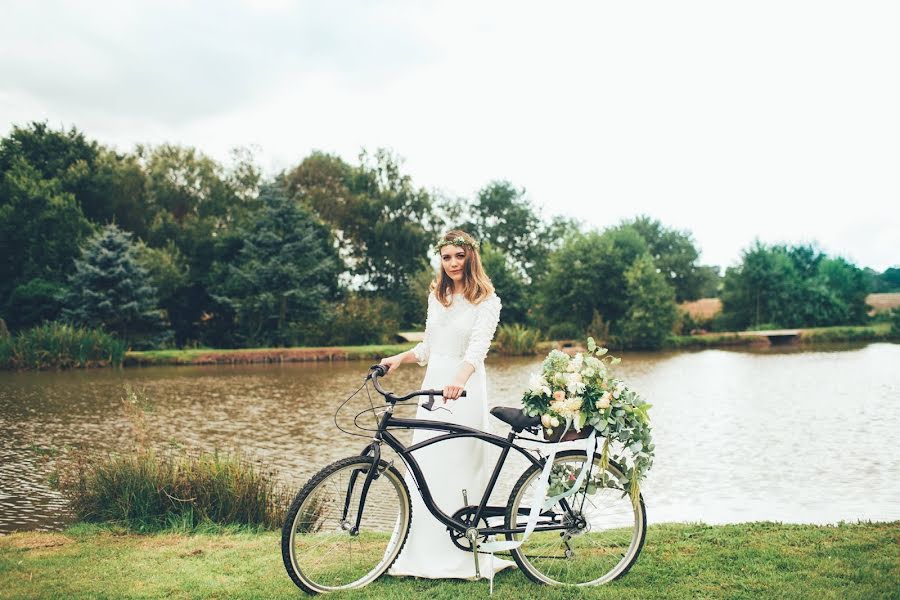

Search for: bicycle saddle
xmin=490 ymin=406 xmax=541 ymax=432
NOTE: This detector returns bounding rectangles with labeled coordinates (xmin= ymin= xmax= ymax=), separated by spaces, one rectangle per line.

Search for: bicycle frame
xmin=345 ymin=402 xmax=576 ymax=540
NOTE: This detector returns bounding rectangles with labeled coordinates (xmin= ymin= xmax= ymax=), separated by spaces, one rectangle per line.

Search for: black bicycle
xmin=281 ymin=364 xmax=646 ymax=594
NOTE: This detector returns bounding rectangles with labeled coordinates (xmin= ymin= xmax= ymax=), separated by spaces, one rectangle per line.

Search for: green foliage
xmin=0 ymin=158 xmax=94 ymax=311
xmin=59 ymin=448 xmax=290 ymax=531
xmin=616 ymin=255 xmax=678 ymax=349
xmin=4 ymin=277 xmax=67 ymax=331
xmin=294 ymin=293 xmax=402 ymax=346
xmin=494 ymin=323 xmax=542 ymax=355
xmin=287 ymin=149 xmax=434 ymax=327
xmin=619 ymin=215 xmax=714 ymax=302
xmin=62 ymin=223 xmax=170 ymax=349
xmin=891 ymin=308 xmax=900 ymax=336
xmin=0 ymin=121 xmax=153 ymax=235
xmin=546 ymin=321 xmax=583 ymax=340
xmin=208 ymin=184 xmax=342 ymax=347
xmin=478 ymin=242 xmax=529 ymax=324
xmin=721 ymin=241 xmax=871 ymax=329
xmin=538 ymin=228 xmax=649 ymax=334
xmin=0 ymin=321 xmax=126 ymax=370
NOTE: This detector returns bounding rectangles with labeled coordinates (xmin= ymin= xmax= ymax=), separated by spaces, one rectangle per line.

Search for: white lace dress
xmin=387 ymin=291 xmax=517 ymax=579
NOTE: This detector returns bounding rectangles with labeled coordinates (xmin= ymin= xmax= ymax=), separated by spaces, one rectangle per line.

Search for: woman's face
xmin=440 ymin=244 xmax=467 ymax=284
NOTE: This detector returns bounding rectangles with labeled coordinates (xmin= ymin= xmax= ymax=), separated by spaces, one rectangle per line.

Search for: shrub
xmin=546 ymin=321 xmax=583 ymax=341
xmin=291 ymin=294 xmax=402 ymax=346
xmin=495 ymin=323 xmax=542 ymax=355
xmin=891 ymin=308 xmax=900 ymax=337
xmin=0 ymin=321 xmax=126 ymax=370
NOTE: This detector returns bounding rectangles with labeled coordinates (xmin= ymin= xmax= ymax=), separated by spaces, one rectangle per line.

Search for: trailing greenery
xmin=495 ymin=323 xmax=543 ymax=355
xmin=0 ymin=321 xmax=126 ymax=370
xmin=56 ymin=447 xmax=291 ymax=531
xmin=1 ymin=522 xmax=897 ymax=599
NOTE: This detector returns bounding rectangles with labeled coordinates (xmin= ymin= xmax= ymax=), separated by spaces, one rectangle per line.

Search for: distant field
xmin=679 ymin=293 xmax=900 ymax=319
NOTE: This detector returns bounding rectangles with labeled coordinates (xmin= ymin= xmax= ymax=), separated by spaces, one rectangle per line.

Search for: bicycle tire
xmin=281 ymin=455 xmax=412 ymax=594
xmin=504 ymin=449 xmax=647 ymax=586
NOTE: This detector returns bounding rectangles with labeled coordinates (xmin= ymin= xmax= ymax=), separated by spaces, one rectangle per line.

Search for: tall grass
xmin=494 ymin=323 xmax=543 ymax=355
xmin=0 ymin=321 xmax=126 ymax=370
xmin=52 ymin=385 xmax=294 ymax=531
xmin=58 ymin=447 xmax=292 ymax=531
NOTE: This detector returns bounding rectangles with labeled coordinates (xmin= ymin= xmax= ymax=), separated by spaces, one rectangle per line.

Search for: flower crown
xmin=434 ymin=236 xmax=479 ymax=255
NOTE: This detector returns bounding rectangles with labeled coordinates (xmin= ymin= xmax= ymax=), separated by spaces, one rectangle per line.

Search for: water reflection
xmin=1 ymin=343 xmax=898 ymax=532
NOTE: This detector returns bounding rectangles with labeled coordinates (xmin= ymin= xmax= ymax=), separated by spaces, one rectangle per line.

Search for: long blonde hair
xmin=430 ymin=229 xmax=495 ymax=307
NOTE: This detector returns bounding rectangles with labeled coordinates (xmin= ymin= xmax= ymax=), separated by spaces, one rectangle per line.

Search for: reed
xmin=58 ymin=447 xmax=293 ymax=531
xmin=0 ymin=321 xmax=126 ymax=370
xmin=494 ymin=323 xmax=543 ymax=355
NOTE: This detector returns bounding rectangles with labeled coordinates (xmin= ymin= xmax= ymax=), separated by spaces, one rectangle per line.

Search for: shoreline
xmin=1 ymin=324 xmax=895 ymax=371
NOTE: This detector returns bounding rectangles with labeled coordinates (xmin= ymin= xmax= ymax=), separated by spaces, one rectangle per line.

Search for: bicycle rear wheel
xmin=504 ymin=449 xmax=646 ymax=586
xmin=281 ymin=455 xmax=411 ymax=594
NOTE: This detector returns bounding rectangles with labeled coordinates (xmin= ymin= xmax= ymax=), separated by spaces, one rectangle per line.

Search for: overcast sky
xmin=2 ymin=1 xmax=897 ymax=271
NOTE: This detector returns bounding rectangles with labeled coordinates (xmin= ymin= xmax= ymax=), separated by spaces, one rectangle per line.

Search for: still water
xmin=1 ymin=343 xmax=898 ymax=533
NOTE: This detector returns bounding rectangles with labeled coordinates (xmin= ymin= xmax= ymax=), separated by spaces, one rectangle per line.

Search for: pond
xmin=1 ymin=342 xmax=898 ymax=533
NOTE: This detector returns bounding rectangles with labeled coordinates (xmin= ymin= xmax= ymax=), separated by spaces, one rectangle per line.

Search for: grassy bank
xmin=1 ymin=522 xmax=897 ymax=599
xmin=123 ymin=343 xmax=414 ymax=367
xmin=666 ymin=323 xmax=896 ymax=350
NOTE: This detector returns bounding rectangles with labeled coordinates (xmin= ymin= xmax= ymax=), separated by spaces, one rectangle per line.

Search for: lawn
xmin=1 ymin=521 xmax=897 ymax=599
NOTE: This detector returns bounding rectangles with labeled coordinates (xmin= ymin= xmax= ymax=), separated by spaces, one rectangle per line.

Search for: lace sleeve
xmin=411 ymin=293 xmax=435 ymax=366
xmin=463 ymin=293 xmax=502 ymax=369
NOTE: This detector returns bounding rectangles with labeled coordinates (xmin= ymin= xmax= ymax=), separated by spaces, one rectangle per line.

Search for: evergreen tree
xmin=208 ymin=184 xmax=342 ymax=347
xmin=62 ymin=224 xmax=169 ymax=348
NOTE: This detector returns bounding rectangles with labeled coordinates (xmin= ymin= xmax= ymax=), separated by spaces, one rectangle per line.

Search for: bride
xmin=378 ymin=229 xmax=516 ymax=579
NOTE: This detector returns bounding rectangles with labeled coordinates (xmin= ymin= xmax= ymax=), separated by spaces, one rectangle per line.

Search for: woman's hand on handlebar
xmin=442 ymin=381 xmax=466 ymax=401
xmin=379 ymin=354 xmax=403 ymax=376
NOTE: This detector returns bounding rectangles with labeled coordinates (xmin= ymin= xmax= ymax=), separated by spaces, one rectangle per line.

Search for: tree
xmin=137 ymin=143 xmax=262 ymax=345
xmin=0 ymin=121 xmax=152 ymax=235
xmin=62 ymin=224 xmax=169 ymax=348
xmin=620 ymin=216 xmax=710 ymax=302
xmin=537 ymin=228 xmax=649 ymax=334
xmin=479 ymin=242 xmax=529 ymax=325
xmin=287 ymin=149 xmax=436 ymax=326
xmin=720 ymin=241 xmax=870 ymax=329
xmin=467 ymin=181 xmax=544 ymax=278
xmin=0 ymin=159 xmax=93 ymax=322
xmin=617 ymin=255 xmax=678 ymax=349
xmin=208 ymin=184 xmax=342 ymax=347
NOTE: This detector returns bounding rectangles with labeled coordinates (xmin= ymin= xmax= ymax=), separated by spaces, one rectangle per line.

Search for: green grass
xmin=57 ymin=447 xmax=291 ymax=532
xmin=1 ymin=521 xmax=897 ymax=599
xmin=126 ymin=344 xmax=415 ymax=366
xmin=798 ymin=323 xmax=894 ymax=344
xmin=0 ymin=322 xmax=126 ymax=370
xmin=667 ymin=323 xmax=898 ymax=350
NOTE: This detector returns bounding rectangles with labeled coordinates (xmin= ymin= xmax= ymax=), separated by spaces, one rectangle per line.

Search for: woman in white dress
xmin=378 ymin=229 xmax=516 ymax=579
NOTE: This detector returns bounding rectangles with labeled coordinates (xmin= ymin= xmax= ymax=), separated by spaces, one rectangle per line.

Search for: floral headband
xmin=434 ymin=236 xmax=479 ymax=255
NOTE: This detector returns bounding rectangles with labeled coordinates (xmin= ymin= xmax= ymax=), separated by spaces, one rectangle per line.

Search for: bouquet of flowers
xmin=521 ymin=337 xmax=654 ymax=504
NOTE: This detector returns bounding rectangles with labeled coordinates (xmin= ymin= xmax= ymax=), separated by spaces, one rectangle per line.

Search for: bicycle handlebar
xmin=368 ymin=363 xmax=467 ymax=403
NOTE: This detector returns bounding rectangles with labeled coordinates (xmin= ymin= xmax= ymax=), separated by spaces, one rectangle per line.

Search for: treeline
xmin=0 ymin=121 xmax=895 ymax=353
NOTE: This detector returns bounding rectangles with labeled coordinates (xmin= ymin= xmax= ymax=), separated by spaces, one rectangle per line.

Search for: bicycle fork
xmin=339 ymin=441 xmax=383 ymax=535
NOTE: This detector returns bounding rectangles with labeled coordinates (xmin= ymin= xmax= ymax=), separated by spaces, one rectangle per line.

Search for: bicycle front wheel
xmin=505 ymin=449 xmax=646 ymax=586
xmin=281 ymin=455 xmax=412 ymax=594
